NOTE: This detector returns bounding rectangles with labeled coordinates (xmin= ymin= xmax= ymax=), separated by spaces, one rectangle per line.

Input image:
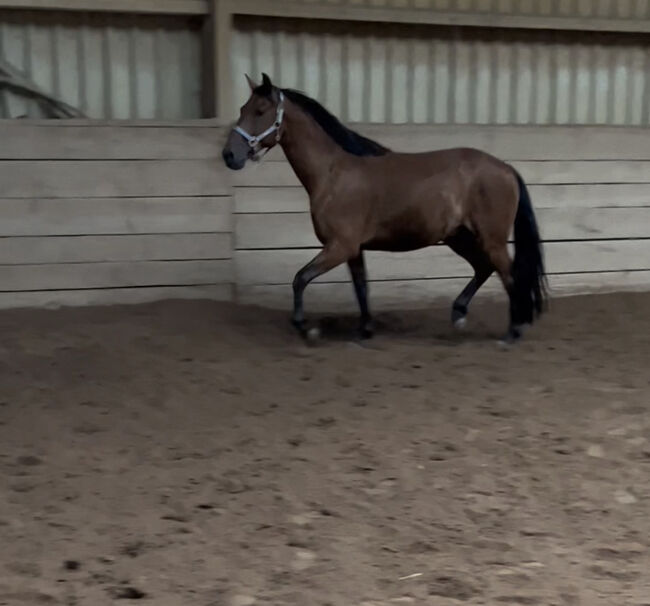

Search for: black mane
xmin=254 ymin=83 xmax=389 ymax=157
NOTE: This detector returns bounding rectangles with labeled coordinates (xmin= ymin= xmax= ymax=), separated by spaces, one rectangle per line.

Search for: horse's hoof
xmin=305 ymin=326 xmax=321 ymax=343
xmin=358 ymin=326 xmax=374 ymax=340
xmin=453 ymin=316 xmax=467 ymax=331
xmin=497 ymin=325 xmax=524 ymax=348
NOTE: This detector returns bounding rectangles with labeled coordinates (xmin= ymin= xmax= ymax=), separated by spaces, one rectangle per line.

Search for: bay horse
xmin=223 ymin=73 xmax=547 ymax=343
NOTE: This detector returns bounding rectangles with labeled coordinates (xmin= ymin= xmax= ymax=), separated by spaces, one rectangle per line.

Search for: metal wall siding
xmin=275 ymin=0 xmax=650 ymax=18
xmin=0 ymin=10 xmax=202 ymax=119
xmin=232 ymin=18 xmax=650 ymax=126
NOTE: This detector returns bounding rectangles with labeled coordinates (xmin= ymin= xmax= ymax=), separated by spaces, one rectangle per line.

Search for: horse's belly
xmin=363 ymin=206 xmax=446 ymax=251
xmin=362 ymin=230 xmax=433 ymax=252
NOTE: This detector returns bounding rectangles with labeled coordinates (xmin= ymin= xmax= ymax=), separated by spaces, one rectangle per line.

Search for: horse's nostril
xmin=222 ymin=149 xmax=234 ymax=164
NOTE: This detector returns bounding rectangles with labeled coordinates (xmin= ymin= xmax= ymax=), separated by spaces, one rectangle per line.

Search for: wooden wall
xmin=233 ymin=125 xmax=650 ymax=311
xmin=0 ymin=122 xmax=232 ymax=309
xmin=1 ymin=122 xmax=649 ymax=311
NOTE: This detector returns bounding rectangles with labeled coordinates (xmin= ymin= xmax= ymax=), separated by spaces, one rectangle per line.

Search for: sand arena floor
xmin=0 ymin=292 xmax=649 ymax=605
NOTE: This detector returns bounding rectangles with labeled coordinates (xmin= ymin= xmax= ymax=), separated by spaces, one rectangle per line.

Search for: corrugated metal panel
xmin=0 ymin=9 xmax=203 ymax=119
xmin=277 ymin=0 xmax=650 ymax=19
xmin=231 ymin=17 xmax=650 ymax=126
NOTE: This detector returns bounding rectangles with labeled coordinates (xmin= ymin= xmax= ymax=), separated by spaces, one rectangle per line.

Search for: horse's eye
xmin=255 ymin=109 xmax=264 ymax=117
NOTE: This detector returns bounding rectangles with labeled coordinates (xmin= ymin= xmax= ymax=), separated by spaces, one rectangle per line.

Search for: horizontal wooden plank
xmin=236 ymin=240 xmax=650 ymax=285
xmin=0 ymin=233 xmax=232 ymax=265
xmin=232 ymin=163 xmax=299 ymax=188
xmin=516 ymin=162 xmax=650 ymax=186
xmin=0 ymin=197 xmax=232 ymax=237
xmin=233 ymin=161 xmax=650 ymax=188
xmin=0 ymin=284 xmax=231 ymax=311
xmin=4 ymin=119 xmax=222 ymax=127
xmin=235 ymin=187 xmax=308 ymax=214
xmin=237 ymin=271 xmax=650 ymax=312
xmin=0 ymin=0 xmax=208 ymax=14
xmin=0 ymin=260 xmax=231 ymax=291
xmin=263 ymin=126 xmax=650 ymax=162
xmin=237 ymin=247 xmax=467 ymax=285
xmin=4 ymin=125 xmax=646 ymax=162
xmin=235 ymin=207 xmax=650 ymax=249
xmin=0 ymin=125 xmax=222 ymax=160
xmin=364 ymin=126 xmax=650 ymax=161
xmin=235 ymin=184 xmax=650 ymax=214
xmin=231 ymin=0 xmax=650 ymax=35
xmin=237 ymin=213 xmax=317 ymax=249
xmin=0 ymin=160 xmax=229 ymax=198
xmin=518 ymin=184 xmax=650 ymax=210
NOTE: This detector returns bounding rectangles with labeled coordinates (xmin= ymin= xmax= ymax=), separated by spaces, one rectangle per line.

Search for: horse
xmin=222 ymin=73 xmax=547 ymax=343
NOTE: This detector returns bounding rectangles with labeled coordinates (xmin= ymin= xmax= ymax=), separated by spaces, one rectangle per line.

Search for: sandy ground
xmin=0 ymin=292 xmax=649 ymax=606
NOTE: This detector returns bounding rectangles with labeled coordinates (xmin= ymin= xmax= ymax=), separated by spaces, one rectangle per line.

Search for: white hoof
xmin=453 ymin=316 xmax=467 ymax=331
xmin=306 ymin=326 xmax=321 ymax=343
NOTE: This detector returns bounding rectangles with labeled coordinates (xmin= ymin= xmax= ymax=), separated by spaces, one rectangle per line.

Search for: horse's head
xmin=222 ymin=73 xmax=285 ymax=170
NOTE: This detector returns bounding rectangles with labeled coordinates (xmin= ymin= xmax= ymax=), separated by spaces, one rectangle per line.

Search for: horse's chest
xmin=309 ymin=192 xmax=348 ymax=244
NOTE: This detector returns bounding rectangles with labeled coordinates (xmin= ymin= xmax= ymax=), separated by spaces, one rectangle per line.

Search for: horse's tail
xmin=511 ymin=170 xmax=548 ymax=324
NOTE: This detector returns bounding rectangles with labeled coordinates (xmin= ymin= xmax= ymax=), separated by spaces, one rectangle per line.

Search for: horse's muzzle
xmin=222 ymin=148 xmax=245 ymax=171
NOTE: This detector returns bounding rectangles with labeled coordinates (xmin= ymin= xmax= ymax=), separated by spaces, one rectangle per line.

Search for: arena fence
xmin=1 ymin=121 xmax=648 ymax=310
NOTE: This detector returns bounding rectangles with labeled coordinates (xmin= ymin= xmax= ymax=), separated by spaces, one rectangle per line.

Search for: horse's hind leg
xmin=444 ymin=227 xmax=494 ymax=329
xmin=484 ymin=244 xmax=522 ymax=343
xmin=347 ymin=252 xmax=373 ymax=339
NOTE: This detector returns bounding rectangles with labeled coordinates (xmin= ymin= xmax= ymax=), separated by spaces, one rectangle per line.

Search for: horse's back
xmin=381 ymin=146 xmax=511 ymax=173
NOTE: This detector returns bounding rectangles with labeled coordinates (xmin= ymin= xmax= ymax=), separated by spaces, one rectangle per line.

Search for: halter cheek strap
xmin=234 ymin=91 xmax=285 ymax=160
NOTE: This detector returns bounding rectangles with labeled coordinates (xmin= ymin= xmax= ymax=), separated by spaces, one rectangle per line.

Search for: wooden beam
xmin=226 ymin=0 xmax=650 ymax=34
xmin=0 ymin=159 xmax=230 ymax=198
xmin=0 ymin=259 xmax=232 ymax=291
xmin=215 ymin=0 xmax=233 ymax=120
xmin=0 ymin=197 xmax=232 ymax=237
xmin=0 ymin=233 xmax=232 ymax=265
xmin=0 ymin=0 xmax=209 ymax=15
xmin=0 ymin=123 xmax=223 ymax=159
xmin=202 ymin=0 xmax=232 ymax=119
xmin=201 ymin=1 xmax=217 ymax=118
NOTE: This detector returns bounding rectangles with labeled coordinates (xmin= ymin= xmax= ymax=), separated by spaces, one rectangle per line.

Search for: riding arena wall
xmin=1 ymin=121 xmax=649 ymax=311
xmin=1 ymin=1 xmax=649 ymax=311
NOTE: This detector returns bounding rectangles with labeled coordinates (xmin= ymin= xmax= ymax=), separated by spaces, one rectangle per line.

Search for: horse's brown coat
xmin=223 ymin=74 xmax=545 ymax=341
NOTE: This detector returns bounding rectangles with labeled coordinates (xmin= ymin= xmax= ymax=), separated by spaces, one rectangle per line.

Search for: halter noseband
xmin=233 ymin=91 xmax=285 ymax=160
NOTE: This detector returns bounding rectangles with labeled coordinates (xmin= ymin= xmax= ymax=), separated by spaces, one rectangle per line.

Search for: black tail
xmin=511 ymin=170 xmax=548 ymax=325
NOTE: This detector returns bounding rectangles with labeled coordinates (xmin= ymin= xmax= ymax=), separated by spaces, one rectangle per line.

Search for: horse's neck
xmin=280 ymin=106 xmax=342 ymax=197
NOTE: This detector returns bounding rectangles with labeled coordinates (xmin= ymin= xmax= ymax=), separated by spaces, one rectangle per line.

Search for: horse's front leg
xmin=291 ymin=243 xmax=351 ymax=339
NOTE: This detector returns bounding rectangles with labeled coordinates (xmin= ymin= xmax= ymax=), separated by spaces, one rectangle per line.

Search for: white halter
xmin=233 ymin=91 xmax=285 ymax=161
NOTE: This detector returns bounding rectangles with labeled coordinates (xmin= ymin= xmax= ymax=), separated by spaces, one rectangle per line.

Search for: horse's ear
xmin=256 ymin=73 xmax=273 ymax=98
xmin=245 ymin=73 xmax=258 ymax=91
